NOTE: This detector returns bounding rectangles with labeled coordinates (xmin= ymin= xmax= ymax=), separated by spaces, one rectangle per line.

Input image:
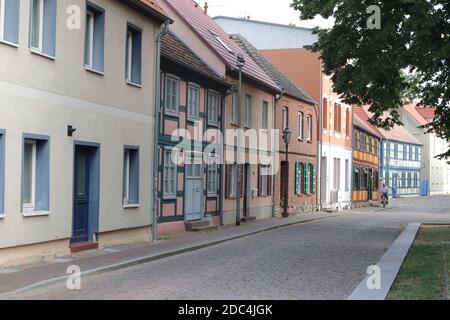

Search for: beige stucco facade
xmin=0 ymin=0 xmax=163 ymax=266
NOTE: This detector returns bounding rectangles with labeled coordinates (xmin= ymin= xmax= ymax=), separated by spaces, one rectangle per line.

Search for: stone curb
xmin=0 ymin=213 xmax=344 ymax=298
xmin=348 ymin=222 xmax=421 ymax=300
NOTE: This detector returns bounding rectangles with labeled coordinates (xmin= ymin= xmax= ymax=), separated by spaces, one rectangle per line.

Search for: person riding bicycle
xmin=381 ymin=184 xmax=389 ymax=205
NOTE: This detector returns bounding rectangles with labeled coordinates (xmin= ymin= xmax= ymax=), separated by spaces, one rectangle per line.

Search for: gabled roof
xmin=354 ymin=105 xmax=423 ymax=145
xmin=403 ymin=103 xmax=436 ymax=126
xmin=353 ymin=113 xmax=381 ymax=138
xmin=162 ymin=0 xmax=280 ymax=92
xmin=231 ymin=34 xmax=316 ymax=105
xmin=161 ymin=31 xmax=228 ymax=85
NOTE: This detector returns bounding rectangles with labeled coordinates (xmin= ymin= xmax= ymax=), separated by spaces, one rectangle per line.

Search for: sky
xmin=204 ymin=0 xmax=334 ymax=28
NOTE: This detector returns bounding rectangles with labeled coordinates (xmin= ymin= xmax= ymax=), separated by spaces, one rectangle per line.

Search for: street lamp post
xmin=282 ymin=127 xmax=292 ymax=218
xmin=235 ymin=53 xmax=245 ymax=226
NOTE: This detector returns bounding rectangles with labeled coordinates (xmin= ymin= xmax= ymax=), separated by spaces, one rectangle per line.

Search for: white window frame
xmin=260 ymin=165 xmax=269 ymax=196
xmin=165 ymin=76 xmax=179 ymax=116
xmin=207 ymin=155 xmax=218 ymax=197
xmin=85 ymin=10 xmax=95 ymax=68
xmin=123 ymin=149 xmax=130 ymax=205
xmin=282 ymin=107 xmax=288 ymax=131
xmin=244 ymin=94 xmax=252 ymax=128
xmin=298 ymin=112 xmax=304 ymax=139
xmin=31 ymin=0 xmax=44 ymax=52
xmin=208 ymin=91 xmax=219 ymax=126
xmin=126 ymin=30 xmax=133 ymax=82
xmin=187 ymin=84 xmax=200 ymax=121
xmin=0 ymin=0 xmax=5 ymax=40
xmin=163 ymin=148 xmax=177 ymax=199
xmin=307 ymin=115 xmax=313 ymax=142
xmin=23 ymin=140 xmax=37 ymax=211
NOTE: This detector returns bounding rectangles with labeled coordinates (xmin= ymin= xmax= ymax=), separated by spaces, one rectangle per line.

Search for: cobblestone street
xmin=6 ymin=196 xmax=450 ymax=300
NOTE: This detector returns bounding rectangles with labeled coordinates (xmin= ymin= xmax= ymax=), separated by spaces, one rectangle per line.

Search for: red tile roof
xmin=140 ymin=0 xmax=169 ymax=18
xmin=353 ymin=113 xmax=381 ymax=138
xmin=403 ymin=103 xmax=436 ymax=126
xmin=162 ymin=0 xmax=280 ymax=92
xmin=354 ymin=105 xmax=422 ymax=145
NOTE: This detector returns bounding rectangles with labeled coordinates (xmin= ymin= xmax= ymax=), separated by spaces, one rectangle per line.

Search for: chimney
xmin=204 ymin=2 xmax=208 ymax=15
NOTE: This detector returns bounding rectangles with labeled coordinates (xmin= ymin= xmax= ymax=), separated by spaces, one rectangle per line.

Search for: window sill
xmin=187 ymin=117 xmax=200 ymax=123
xmin=0 ymin=39 xmax=19 ymax=48
xmin=22 ymin=211 xmax=50 ymax=218
xmin=30 ymin=48 xmax=55 ymax=60
xmin=208 ymin=122 xmax=219 ymax=128
xmin=85 ymin=65 xmax=104 ymax=76
xmin=298 ymin=137 xmax=304 ymax=142
xmin=230 ymin=121 xmax=238 ymax=127
xmin=207 ymin=194 xmax=218 ymax=198
xmin=126 ymin=80 xmax=142 ymax=88
xmin=123 ymin=204 xmax=140 ymax=209
xmin=0 ymin=214 xmax=5 ymax=219
xmin=162 ymin=195 xmax=177 ymax=200
xmin=164 ymin=111 xmax=180 ymax=118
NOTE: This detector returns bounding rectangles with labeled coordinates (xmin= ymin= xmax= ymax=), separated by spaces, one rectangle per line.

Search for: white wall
xmin=321 ymin=143 xmax=352 ymax=209
xmin=0 ymin=0 xmax=160 ymax=249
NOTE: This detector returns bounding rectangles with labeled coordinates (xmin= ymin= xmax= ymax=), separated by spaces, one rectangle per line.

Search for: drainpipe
xmin=152 ymin=21 xmax=170 ymax=242
xmin=273 ymin=91 xmax=283 ymax=218
xmin=317 ymin=71 xmax=324 ymax=210
xmin=219 ymin=94 xmax=228 ymax=225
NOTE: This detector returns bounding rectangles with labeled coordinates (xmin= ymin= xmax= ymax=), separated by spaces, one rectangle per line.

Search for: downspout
xmin=152 ymin=21 xmax=170 ymax=242
xmin=318 ymin=71 xmax=324 ymax=210
xmin=273 ymin=91 xmax=283 ymax=218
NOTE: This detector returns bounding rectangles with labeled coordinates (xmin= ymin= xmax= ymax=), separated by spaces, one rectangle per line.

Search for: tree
xmin=291 ymin=0 xmax=450 ymax=158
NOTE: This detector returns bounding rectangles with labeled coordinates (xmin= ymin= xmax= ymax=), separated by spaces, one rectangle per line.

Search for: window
xmin=345 ymin=108 xmax=351 ymax=136
xmin=244 ymin=94 xmax=252 ymax=128
xmin=123 ymin=147 xmax=139 ymax=205
xmin=30 ymin=0 xmax=56 ymax=56
xmin=163 ymin=149 xmax=177 ymax=198
xmin=298 ymin=112 xmax=304 ymax=139
xmin=22 ymin=135 xmax=50 ymax=212
xmin=309 ymin=164 xmax=316 ymax=194
xmin=226 ymin=164 xmax=243 ymax=198
xmin=125 ymin=23 xmax=142 ymax=85
xmin=322 ymin=98 xmax=328 ymax=129
xmin=333 ymin=158 xmax=340 ymax=190
xmin=307 ymin=115 xmax=313 ymax=142
xmin=0 ymin=130 xmax=4 ymax=214
xmin=333 ymin=103 xmax=339 ymax=132
xmin=187 ymin=84 xmax=200 ymax=121
xmin=165 ymin=76 xmax=179 ymax=116
xmin=0 ymin=0 xmax=20 ymax=44
xmin=208 ymin=91 xmax=219 ymax=126
xmin=353 ymin=167 xmax=360 ymax=190
xmin=262 ymin=101 xmax=269 ymax=130
xmin=84 ymin=3 xmax=105 ymax=72
xmin=207 ymin=156 xmax=218 ymax=196
xmin=345 ymin=159 xmax=349 ymax=190
xmin=231 ymin=90 xmax=238 ymax=125
xmin=282 ymin=107 xmax=288 ymax=131
xmin=258 ymin=165 xmax=272 ymax=196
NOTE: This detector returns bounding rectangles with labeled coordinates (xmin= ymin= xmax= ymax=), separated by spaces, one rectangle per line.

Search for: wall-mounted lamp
xmin=67 ymin=125 xmax=77 ymax=137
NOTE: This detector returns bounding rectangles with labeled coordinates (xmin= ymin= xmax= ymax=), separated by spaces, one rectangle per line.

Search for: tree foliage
xmin=291 ymin=0 xmax=450 ymax=158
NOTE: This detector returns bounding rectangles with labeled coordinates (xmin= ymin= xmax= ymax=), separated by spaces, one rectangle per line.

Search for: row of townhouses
xmin=0 ymin=0 xmax=448 ymax=266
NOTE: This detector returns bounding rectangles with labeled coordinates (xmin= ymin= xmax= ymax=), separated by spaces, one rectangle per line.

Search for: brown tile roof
xmin=162 ymin=0 xmax=280 ymax=92
xmin=231 ymin=34 xmax=316 ymax=105
xmin=403 ymin=103 xmax=436 ymax=126
xmin=354 ymin=105 xmax=423 ymax=145
xmin=161 ymin=31 xmax=228 ymax=84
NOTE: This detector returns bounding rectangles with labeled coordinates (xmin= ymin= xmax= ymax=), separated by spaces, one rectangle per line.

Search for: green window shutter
xmin=295 ymin=162 xmax=300 ymax=194
xmin=312 ymin=165 xmax=317 ymax=194
xmin=304 ymin=163 xmax=309 ymax=194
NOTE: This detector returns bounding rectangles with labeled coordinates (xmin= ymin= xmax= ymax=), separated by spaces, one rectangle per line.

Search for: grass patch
xmin=387 ymin=225 xmax=450 ymax=300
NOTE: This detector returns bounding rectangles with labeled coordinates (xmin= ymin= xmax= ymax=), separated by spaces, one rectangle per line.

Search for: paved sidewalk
xmin=0 ymin=212 xmax=346 ymax=297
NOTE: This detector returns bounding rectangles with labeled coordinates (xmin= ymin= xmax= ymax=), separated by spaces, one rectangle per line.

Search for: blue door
xmin=72 ymin=147 xmax=90 ymax=243
xmin=185 ymin=163 xmax=203 ymax=221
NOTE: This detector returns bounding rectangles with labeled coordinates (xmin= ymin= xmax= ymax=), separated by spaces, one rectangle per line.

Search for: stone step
xmin=70 ymin=242 xmax=99 ymax=253
xmin=185 ymin=220 xmax=209 ymax=231
xmin=241 ymin=216 xmax=256 ymax=223
xmin=189 ymin=225 xmax=219 ymax=233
